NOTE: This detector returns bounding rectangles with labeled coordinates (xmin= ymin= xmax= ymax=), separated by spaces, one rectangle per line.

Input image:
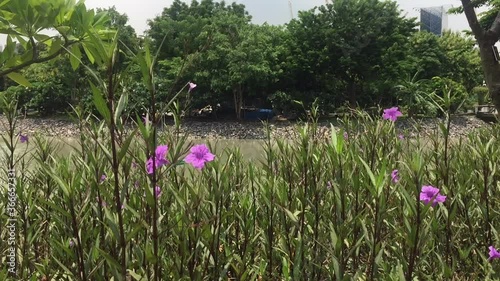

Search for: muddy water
xmin=0 ymin=136 xmax=267 ymax=165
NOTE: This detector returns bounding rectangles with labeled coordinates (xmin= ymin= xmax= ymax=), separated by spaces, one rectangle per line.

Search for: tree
xmin=147 ymin=0 xmax=250 ymax=61
xmin=0 ymin=0 xmax=110 ymax=86
xmin=438 ymin=31 xmax=482 ymax=92
xmin=205 ymin=23 xmax=283 ymax=119
xmin=287 ymin=0 xmax=417 ymax=109
xmin=459 ymin=0 xmax=500 ymax=112
xmin=14 ymin=54 xmax=87 ymax=115
xmin=404 ymin=32 xmax=447 ymax=80
xmin=147 ymin=0 xmax=285 ymax=119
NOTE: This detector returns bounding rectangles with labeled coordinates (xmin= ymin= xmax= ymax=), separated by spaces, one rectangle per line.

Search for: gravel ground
xmin=0 ymin=114 xmax=494 ymax=140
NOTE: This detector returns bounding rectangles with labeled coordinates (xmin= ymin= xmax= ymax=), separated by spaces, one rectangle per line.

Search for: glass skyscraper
xmin=420 ymin=6 xmax=448 ymax=36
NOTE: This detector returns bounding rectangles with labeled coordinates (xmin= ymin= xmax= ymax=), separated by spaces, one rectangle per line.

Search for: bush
xmin=473 ymin=86 xmax=490 ymax=105
xmin=428 ymin=76 xmax=469 ymax=114
xmin=268 ymin=91 xmax=298 ymax=115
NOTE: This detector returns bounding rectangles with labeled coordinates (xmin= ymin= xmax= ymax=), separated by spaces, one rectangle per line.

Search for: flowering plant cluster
xmin=382 ymin=106 xmax=500 ymax=265
xmin=146 ymin=143 xmax=215 ymax=174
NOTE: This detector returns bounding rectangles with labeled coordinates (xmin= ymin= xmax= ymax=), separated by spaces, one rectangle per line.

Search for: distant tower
xmin=288 ymin=0 xmax=293 ymax=20
xmin=419 ymin=6 xmax=448 ymax=36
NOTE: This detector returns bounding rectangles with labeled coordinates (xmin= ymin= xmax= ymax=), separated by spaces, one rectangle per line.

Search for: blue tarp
xmin=243 ymin=109 xmax=274 ymax=121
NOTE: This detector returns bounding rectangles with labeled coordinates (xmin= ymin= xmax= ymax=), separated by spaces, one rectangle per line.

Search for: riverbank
xmin=0 ymin=115 xmax=492 ymax=139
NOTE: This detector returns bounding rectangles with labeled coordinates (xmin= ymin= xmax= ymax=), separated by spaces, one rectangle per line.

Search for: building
xmin=420 ymin=6 xmax=448 ymax=36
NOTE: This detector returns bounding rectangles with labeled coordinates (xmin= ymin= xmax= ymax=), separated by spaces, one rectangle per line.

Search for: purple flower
xmin=188 ymin=82 xmax=197 ymax=92
xmin=391 ymin=170 xmax=399 ymax=183
xmin=155 ymin=145 xmax=169 ymax=166
xmin=99 ymin=174 xmax=107 ymax=184
xmin=343 ymin=132 xmax=348 ymax=140
xmin=69 ymin=239 xmax=75 ymax=248
xmin=132 ymin=161 xmax=138 ymax=169
xmin=398 ymin=134 xmax=404 ymax=140
xmin=155 ymin=186 xmax=161 ymax=198
xmin=19 ymin=134 xmax=28 ymax=143
xmin=382 ymin=107 xmax=402 ymax=122
xmin=97 ymin=197 xmax=107 ymax=207
xmin=420 ymin=185 xmax=446 ymax=206
xmin=145 ymin=145 xmax=170 ymax=174
xmin=184 ymin=144 xmax=215 ymax=169
xmin=489 ymin=246 xmax=500 ymax=260
xmin=326 ymin=181 xmax=332 ymax=190
xmin=145 ymin=158 xmax=154 ymax=174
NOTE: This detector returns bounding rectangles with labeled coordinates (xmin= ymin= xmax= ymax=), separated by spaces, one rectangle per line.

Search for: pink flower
xmin=97 ymin=197 xmax=107 ymax=207
xmin=155 ymin=186 xmax=161 ymax=198
xmin=398 ymin=134 xmax=404 ymax=140
xmin=391 ymin=170 xmax=399 ymax=183
xmin=382 ymin=107 xmax=402 ymax=122
xmin=145 ymin=158 xmax=154 ymax=174
xmin=20 ymin=134 xmax=28 ymax=143
xmin=489 ymin=246 xmax=500 ymax=260
xmin=420 ymin=185 xmax=446 ymax=206
xmin=155 ymin=145 xmax=169 ymax=166
xmin=99 ymin=174 xmax=107 ymax=184
xmin=146 ymin=145 xmax=169 ymax=174
xmin=343 ymin=132 xmax=348 ymax=140
xmin=184 ymin=144 xmax=215 ymax=169
xmin=188 ymin=82 xmax=197 ymax=92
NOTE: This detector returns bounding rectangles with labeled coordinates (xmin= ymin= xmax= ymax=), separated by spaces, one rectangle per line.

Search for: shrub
xmin=473 ymin=86 xmax=490 ymax=105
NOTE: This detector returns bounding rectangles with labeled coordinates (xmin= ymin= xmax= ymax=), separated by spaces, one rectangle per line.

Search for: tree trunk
xmin=478 ymin=41 xmax=500 ymax=112
xmin=233 ymin=84 xmax=243 ymax=119
xmin=461 ymin=0 xmax=500 ymax=113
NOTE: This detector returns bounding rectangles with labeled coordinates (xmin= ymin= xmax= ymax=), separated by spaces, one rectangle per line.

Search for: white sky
xmin=82 ymin=0 xmax=473 ymax=35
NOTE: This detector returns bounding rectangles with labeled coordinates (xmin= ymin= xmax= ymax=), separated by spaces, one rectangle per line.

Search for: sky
xmin=82 ymin=0 xmax=473 ymax=35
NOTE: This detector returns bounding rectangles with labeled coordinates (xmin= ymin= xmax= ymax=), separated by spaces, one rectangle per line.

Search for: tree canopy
xmin=0 ymin=0 xmax=486 ymax=118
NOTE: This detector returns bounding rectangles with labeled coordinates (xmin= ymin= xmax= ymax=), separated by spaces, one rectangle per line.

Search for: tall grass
xmin=1 ymin=105 xmax=500 ymax=280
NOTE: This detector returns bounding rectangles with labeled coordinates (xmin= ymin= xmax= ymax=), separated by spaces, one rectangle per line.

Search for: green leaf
xmin=6 ymin=72 xmax=31 ymax=87
xmin=82 ymin=42 xmax=95 ymax=64
xmin=48 ymin=37 xmax=62 ymax=56
xmin=359 ymin=157 xmax=378 ymax=196
xmin=33 ymin=33 xmax=50 ymax=43
xmin=53 ymin=257 xmax=75 ymax=277
xmin=118 ymin=129 xmax=137 ymax=163
xmin=114 ymin=91 xmax=128 ymax=125
xmin=283 ymin=207 xmax=299 ymax=224
xmin=90 ymin=82 xmax=111 ymax=123
xmin=69 ymin=44 xmax=82 ymax=70
xmin=128 ymin=270 xmax=144 ymax=281
xmin=97 ymin=248 xmax=121 ymax=269
xmin=48 ymin=172 xmax=71 ymax=198
xmin=136 ymin=113 xmax=150 ymax=140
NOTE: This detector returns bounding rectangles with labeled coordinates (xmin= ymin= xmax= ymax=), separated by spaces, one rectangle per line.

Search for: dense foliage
xmin=1 ymin=0 xmax=484 ymax=117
